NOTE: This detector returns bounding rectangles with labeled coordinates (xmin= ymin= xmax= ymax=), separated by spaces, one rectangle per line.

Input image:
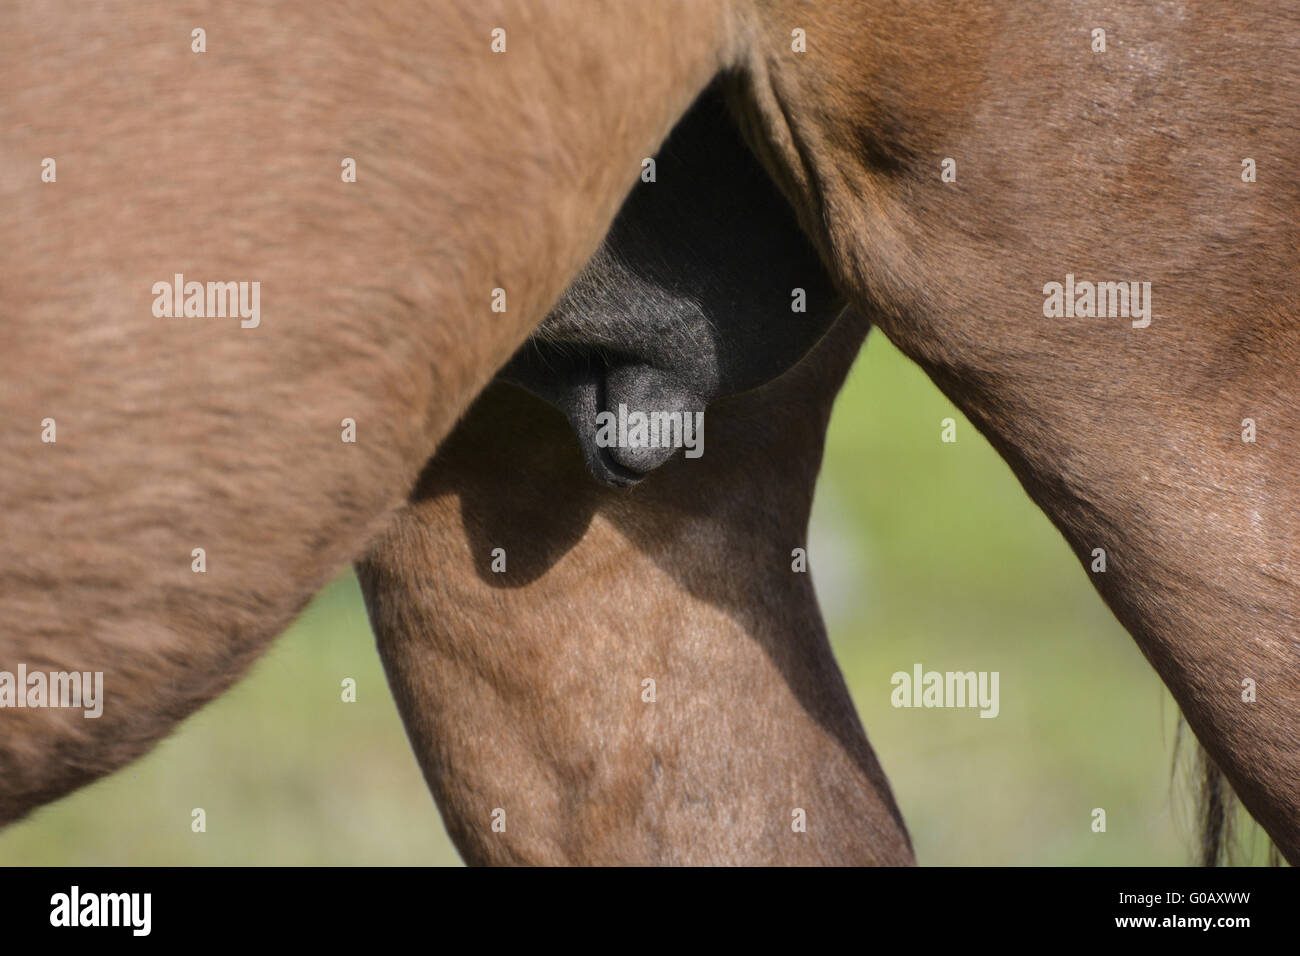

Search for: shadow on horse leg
xmin=357 ymin=308 xmax=914 ymax=865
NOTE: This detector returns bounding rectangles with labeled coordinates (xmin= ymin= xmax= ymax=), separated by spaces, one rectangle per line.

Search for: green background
xmin=0 ymin=333 xmax=1271 ymax=865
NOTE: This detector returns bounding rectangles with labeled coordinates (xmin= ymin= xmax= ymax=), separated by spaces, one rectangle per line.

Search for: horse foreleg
xmin=357 ymin=311 xmax=913 ymax=865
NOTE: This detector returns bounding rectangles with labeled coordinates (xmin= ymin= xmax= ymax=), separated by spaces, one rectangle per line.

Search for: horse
xmin=0 ymin=0 xmax=731 ymax=824
xmin=4 ymin=1 xmax=1297 ymax=864
xmin=357 ymin=84 xmax=912 ymax=864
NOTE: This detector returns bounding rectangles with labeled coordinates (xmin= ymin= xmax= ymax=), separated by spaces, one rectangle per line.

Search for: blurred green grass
xmin=0 ymin=332 xmax=1268 ymax=864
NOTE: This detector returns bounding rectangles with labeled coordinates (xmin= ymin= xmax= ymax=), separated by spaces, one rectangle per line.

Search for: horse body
xmin=3 ymin=0 xmax=1297 ymax=864
xmin=359 ymin=85 xmax=910 ymax=863
xmin=727 ymin=1 xmax=1300 ymax=856
xmin=0 ymin=0 xmax=732 ymax=824
xmin=358 ymin=307 xmax=911 ymax=864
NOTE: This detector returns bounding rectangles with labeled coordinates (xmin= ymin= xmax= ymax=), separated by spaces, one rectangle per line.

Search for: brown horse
xmin=358 ymin=309 xmax=914 ymax=864
xmin=358 ymin=84 xmax=910 ymax=864
xmin=369 ymin=1 xmax=1300 ymax=868
xmin=1 ymin=0 xmax=732 ymax=825
xmin=3 ymin=1 xmax=1297 ymax=863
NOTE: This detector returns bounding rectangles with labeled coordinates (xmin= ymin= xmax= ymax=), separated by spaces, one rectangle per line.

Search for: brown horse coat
xmin=3 ymin=1 xmax=1297 ymax=863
